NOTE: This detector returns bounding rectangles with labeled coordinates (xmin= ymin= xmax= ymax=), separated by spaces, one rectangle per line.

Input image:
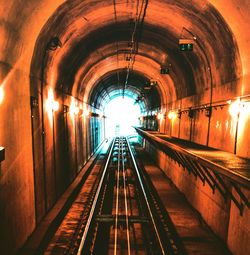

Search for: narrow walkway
xmin=136 ymin=146 xmax=231 ymax=255
xmin=136 ymin=128 xmax=250 ymax=186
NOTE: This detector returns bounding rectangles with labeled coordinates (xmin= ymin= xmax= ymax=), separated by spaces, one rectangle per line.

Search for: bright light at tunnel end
xmin=104 ymin=96 xmax=141 ymax=138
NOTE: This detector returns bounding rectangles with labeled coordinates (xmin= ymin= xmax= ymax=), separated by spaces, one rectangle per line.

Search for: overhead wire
xmin=123 ymin=0 xmax=148 ymax=97
xmin=113 ymin=0 xmax=120 ymax=94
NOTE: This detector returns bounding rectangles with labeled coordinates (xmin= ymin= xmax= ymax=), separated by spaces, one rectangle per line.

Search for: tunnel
xmin=0 ymin=0 xmax=249 ymax=254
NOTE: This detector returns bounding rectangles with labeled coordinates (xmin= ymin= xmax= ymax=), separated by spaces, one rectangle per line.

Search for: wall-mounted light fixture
xmin=188 ymin=108 xmax=195 ymax=119
xmin=168 ymin=111 xmax=177 ymax=120
xmin=228 ymin=99 xmax=242 ymax=118
xmin=177 ymin=109 xmax=182 ymax=119
xmin=70 ymin=101 xmax=79 ymax=116
xmin=228 ymin=99 xmax=250 ymax=117
xmin=150 ymin=80 xmax=158 ymax=87
xmin=205 ymin=106 xmax=212 ymax=117
xmin=157 ymin=112 xmax=165 ymax=120
xmin=63 ymin=105 xmax=69 ymax=113
xmin=46 ymin=89 xmax=59 ymax=112
xmin=30 ymin=96 xmax=39 ymax=108
xmin=0 ymin=86 xmax=4 ymax=104
xmin=0 ymin=147 xmax=5 ymax=162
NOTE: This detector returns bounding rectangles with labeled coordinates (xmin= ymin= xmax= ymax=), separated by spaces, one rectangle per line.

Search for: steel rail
xmin=126 ymin=137 xmax=166 ymax=255
xmin=77 ymin=138 xmax=116 ymax=255
xmin=121 ymin=138 xmax=131 ymax=255
xmin=114 ymin=138 xmax=121 ymax=255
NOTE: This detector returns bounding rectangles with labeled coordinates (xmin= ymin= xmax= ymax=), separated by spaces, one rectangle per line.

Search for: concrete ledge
xmin=18 ymin=143 xmax=105 ymax=255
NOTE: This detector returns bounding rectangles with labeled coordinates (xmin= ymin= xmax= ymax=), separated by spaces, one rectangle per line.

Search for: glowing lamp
xmin=229 ymin=99 xmax=241 ymax=118
xmin=52 ymin=101 xmax=59 ymax=111
xmin=74 ymin=106 xmax=79 ymax=115
xmin=46 ymin=99 xmax=59 ymax=112
xmin=168 ymin=111 xmax=177 ymax=120
xmin=82 ymin=109 xmax=90 ymax=117
xmin=70 ymin=100 xmax=80 ymax=116
xmin=150 ymin=80 xmax=158 ymax=86
xmin=157 ymin=113 xmax=164 ymax=120
xmin=0 ymin=86 xmax=4 ymax=104
xmin=46 ymin=89 xmax=59 ymax=112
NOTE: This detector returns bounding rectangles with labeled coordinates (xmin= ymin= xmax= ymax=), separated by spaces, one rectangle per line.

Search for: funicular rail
xmin=76 ymin=136 xmax=185 ymax=255
xmin=44 ymin=136 xmax=186 ymax=255
xmin=135 ymin=128 xmax=250 ymax=214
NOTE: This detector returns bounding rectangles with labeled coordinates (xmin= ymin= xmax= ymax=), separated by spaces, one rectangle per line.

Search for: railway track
xmin=44 ymin=137 xmax=185 ymax=255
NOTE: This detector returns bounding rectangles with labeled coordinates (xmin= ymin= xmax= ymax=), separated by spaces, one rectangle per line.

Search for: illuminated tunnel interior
xmin=103 ymin=96 xmax=141 ymax=137
xmin=89 ymin=69 xmax=161 ymax=137
xmin=0 ymin=0 xmax=249 ymax=254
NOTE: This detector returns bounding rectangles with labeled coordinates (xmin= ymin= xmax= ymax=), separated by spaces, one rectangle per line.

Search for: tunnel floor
xmin=20 ymin=138 xmax=231 ymax=255
xmin=135 ymin=145 xmax=230 ymax=255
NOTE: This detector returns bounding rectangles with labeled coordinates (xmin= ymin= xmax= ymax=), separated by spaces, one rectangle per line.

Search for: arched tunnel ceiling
xmin=89 ymin=69 xmax=161 ymax=111
xmin=30 ymin=0 xmax=242 ymax=111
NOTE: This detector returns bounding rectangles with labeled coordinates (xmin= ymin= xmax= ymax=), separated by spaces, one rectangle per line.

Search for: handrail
xmin=135 ymin=128 xmax=250 ymax=189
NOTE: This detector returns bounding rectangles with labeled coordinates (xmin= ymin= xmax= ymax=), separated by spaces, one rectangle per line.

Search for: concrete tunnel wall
xmin=143 ymin=140 xmax=250 ymax=255
xmin=0 ymin=0 xmax=249 ymax=254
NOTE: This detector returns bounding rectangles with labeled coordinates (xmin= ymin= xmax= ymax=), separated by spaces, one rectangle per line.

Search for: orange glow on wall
xmin=229 ymin=99 xmax=241 ymax=118
xmin=0 ymin=86 xmax=4 ymax=104
xmin=45 ymin=88 xmax=59 ymax=112
xmin=45 ymin=88 xmax=59 ymax=127
xmin=82 ymin=109 xmax=90 ymax=117
xmin=168 ymin=111 xmax=177 ymax=120
xmin=70 ymin=100 xmax=79 ymax=117
xmin=237 ymin=102 xmax=250 ymax=141
xmin=157 ymin=112 xmax=164 ymax=120
xmin=229 ymin=99 xmax=250 ymax=119
xmin=241 ymin=102 xmax=250 ymax=115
